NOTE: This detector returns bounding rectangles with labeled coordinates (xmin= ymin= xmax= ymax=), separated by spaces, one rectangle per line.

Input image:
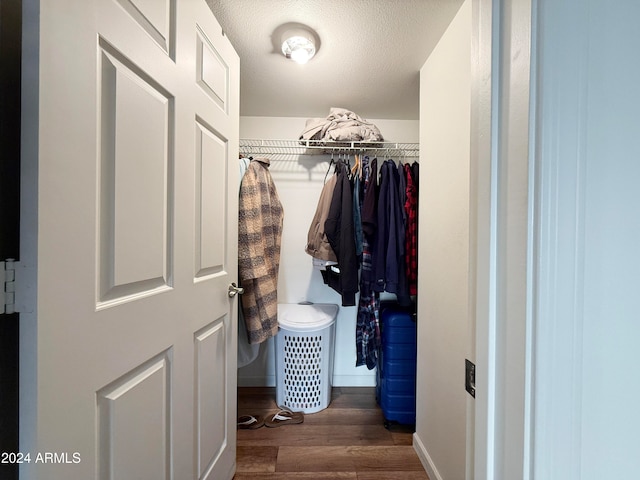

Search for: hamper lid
xmin=277 ymin=303 xmax=339 ymax=332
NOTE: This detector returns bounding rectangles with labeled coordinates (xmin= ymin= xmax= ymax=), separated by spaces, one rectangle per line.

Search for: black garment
xmin=411 ymin=162 xmax=419 ymax=194
xmin=361 ymin=157 xmax=378 ymax=238
xmin=324 ymin=162 xmax=359 ymax=306
xmin=373 ymin=161 xmax=391 ymax=292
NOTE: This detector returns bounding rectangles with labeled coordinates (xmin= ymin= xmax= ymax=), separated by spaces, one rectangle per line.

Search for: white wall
xmin=237 ymin=116 xmax=418 ymax=387
xmin=414 ymin=2 xmax=471 ymax=480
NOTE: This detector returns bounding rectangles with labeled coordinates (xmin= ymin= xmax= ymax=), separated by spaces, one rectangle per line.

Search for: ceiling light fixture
xmin=281 ymin=28 xmax=317 ymax=65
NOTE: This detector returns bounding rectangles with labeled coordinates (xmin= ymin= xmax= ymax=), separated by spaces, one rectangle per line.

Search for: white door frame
xmin=471 ymin=0 xmax=536 ymax=478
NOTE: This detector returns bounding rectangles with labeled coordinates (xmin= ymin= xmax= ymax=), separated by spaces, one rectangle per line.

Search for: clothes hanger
xmin=351 ymin=153 xmax=361 ymax=177
xmin=239 ymin=147 xmax=253 ymax=161
xmin=324 ymin=149 xmax=336 ymax=183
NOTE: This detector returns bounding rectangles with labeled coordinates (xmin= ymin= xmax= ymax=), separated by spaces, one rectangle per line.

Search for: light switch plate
xmin=465 ymin=359 xmax=476 ymax=398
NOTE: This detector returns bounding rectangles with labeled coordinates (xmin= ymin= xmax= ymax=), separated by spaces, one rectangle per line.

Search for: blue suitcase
xmin=376 ymin=306 xmax=417 ymax=426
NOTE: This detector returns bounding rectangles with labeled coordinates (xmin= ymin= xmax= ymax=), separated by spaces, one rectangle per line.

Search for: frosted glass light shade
xmin=281 ymin=29 xmax=316 ymax=64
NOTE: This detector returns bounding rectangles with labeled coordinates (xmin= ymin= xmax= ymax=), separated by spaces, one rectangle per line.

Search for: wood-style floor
xmin=234 ymin=386 xmax=429 ymax=480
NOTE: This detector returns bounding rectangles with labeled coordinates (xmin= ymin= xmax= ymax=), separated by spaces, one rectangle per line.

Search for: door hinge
xmin=2 ymin=259 xmax=17 ymax=314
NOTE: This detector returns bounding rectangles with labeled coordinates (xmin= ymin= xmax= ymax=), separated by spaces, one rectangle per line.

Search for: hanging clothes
xmin=298 ymin=150 xmax=419 ymax=369
xmin=356 ymin=156 xmax=381 ymax=369
xmin=395 ymin=162 xmax=410 ymax=305
xmin=352 ymin=160 xmax=364 ymax=260
xmin=237 ymin=156 xmax=260 ymax=366
xmin=404 ymin=163 xmax=419 ymax=296
xmin=360 ymin=157 xmax=378 ymax=242
xmin=372 ymin=159 xmax=411 ymax=304
xmin=397 ymin=161 xmax=407 ymax=231
xmin=238 ymin=157 xmax=284 ymax=344
xmin=411 ymin=162 xmax=420 ymax=194
xmin=356 ymin=290 xmax=380 ymax=370
xmin=324 ymin=161 xmax=359 ymax=306
xmin=305 ymin=172 xmax=338 ymax=262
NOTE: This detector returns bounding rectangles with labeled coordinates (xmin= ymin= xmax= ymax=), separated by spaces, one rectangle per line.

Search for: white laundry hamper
xmin=275 ymin=303 xmax=339 ymax=414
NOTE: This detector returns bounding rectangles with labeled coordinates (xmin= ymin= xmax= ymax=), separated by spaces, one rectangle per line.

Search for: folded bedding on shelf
xmin=299 ymin=107 xmax=384 ymax=142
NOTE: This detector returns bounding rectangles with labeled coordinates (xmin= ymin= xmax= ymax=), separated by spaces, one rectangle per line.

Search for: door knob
xmin=228 ymin=282 xmax=244 ymax=298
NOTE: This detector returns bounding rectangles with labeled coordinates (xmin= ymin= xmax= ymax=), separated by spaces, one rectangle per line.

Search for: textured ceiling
xmin=206 ymin=0 xmax=465 ymax=120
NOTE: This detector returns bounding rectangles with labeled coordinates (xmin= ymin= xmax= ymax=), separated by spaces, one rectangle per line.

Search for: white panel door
xmin=19 ymin=1 xmax=239 ymax=479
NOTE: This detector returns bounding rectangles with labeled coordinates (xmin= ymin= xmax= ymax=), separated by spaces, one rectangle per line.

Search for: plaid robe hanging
xmin=238 ymin=158 xmax=284 ymax=344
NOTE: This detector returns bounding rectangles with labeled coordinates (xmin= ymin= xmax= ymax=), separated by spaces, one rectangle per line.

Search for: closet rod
xmin=239 ymin=138 xmax=419 ymax=157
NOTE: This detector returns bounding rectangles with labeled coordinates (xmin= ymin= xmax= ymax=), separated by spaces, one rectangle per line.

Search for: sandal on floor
xmin=237 ymin=414 xmax=264 ymax=429
xmin=264 ymin=409 xmax=304 ymax=428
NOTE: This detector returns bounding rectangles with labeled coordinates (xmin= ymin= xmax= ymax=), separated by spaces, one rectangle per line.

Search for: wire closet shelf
xmin=239 ymin=139 xmax=420 ymax=159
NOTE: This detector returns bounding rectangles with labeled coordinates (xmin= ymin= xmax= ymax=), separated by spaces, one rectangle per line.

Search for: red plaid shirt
xmin=403 ymin=163 xmax=418 ymax=295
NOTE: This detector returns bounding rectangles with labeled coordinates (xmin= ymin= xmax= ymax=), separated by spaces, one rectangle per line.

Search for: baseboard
xmin=332 ymin=374 xmax=376 ymax=387
xmin=237 ymin=374 xmax=376 ymax=387
xmin=413 ymin=432 xmax=444 ymax=480
xmin=237 ymin=375 xmax=275 ymax=387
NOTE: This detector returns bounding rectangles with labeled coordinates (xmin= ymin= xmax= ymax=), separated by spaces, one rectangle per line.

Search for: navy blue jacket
xmin=374 ymin=160 xmax=410 ymax=304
